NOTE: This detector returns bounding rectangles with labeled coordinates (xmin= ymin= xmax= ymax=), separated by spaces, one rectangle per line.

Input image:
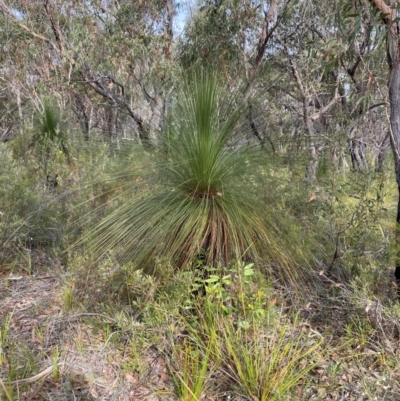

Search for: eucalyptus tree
xmin=358 ymin=0 xmax=400 ymax=285
xmin=178 ymin=0 xmax=385 ymax=177
xmin=179 ymin=0 xmax=295 ymax=148
xmin=0 ymin=0 xmax=95 ymax=140
xmin=0 ymin=0 xmax=65 ymax=136
xmin=332 ymin=1 xmax=389 ymax=171
xmin=273 ymin=0 xmax=390 ymax=180
xmin=305 ymin=0 xmax=400 ymax=292
xmin=75 ymin=0 xmax=177 ymax=145
xmin=275 ymin=2 xmax=343 ymax=180
xmin=0 ymin=0 xmax=179 ymax=146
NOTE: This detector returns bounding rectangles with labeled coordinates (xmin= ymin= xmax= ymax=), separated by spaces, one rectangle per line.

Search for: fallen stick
xmin=9 ymin=363 xmax=64 ymax=385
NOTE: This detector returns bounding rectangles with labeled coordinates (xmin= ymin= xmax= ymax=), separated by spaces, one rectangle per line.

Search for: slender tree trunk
xmin=72 ymin=92 xmax=90 ymax=141
xmin=306 ymin=144 xmax=320 ymax=182
xmin=389 ymin=64 xmax=400 ymax=286
xmin=105 ymin=103 xmax=114 ymax=145
xmin=367 ymin=0 xmax=400 ymax=295
xmin=349 ymin=138 xmax=368 ymax=170
xmin=375 ymin=131 xmax=390 ymax=172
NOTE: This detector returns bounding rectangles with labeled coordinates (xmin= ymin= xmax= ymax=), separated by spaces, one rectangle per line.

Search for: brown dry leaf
xmin=296 ymin=380 xmax=304 ymax=398
xmin=308 ymin=193 xmax=317 ymax=203
xmin=159 ymin=371 xmax=169 ymax=384
xmin=125 ymin=373 xmax=137 ymax=383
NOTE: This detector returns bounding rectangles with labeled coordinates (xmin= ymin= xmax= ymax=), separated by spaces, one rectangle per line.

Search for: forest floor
xmin=0 ymin=253 xmax=175 ymax=401
xmin=1 ymin=251 xmax=400 ymax=400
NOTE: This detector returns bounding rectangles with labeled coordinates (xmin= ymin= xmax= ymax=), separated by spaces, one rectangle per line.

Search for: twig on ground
xmin=10 ymin=363 xmax=64 ymax=385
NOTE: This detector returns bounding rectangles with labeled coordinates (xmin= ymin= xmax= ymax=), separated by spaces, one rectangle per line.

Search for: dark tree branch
xmin=81 ymin=70 xmax=150 ymax=143
xmin=43 ymin=0 xmax=64 ymax=57
xmin=368 ymin=102 xmax=387 ymax=111
xmin=0 ymin=123 xmax=13 ymax=142
xmin=0 ymin=0 xmax=58 ymax=53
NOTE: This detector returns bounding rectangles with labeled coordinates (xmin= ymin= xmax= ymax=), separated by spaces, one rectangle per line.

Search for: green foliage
xmin=220 ymin=318 xmax=322 ymax=401
xmin=190 ymin=261 xmax=275 ymax=323
xmin=182 ymin=267 xmax=323 ymax=401
xmin=179 ymin=1 xmax=242 ymax=74
xmin=0 ymin=145 xmax=65 ymax=259
xmin=0 ymin=134 xmax=141 ymax=265
xmin=169 ymin=337 xmax=213 ymax=401
xmin=313 ymin=169 xmax=392 ymax=285
xmin=344 ymin=315 xmax=375 ymax=348
xmin=0 ymin=379 xmax=13 ymax=401
xmin=32 ymin=101 xmax=70 ymax=176
xmin=2 ymin=0 xmax=400 ymax=398
xmin=0 ymin=313 xmax=12 ymax=366
xmin=81 ymin=72 xmax=312 ymax=287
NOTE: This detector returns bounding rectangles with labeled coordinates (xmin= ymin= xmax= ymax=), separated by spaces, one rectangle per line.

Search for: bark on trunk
xmin=388 ymin=64 xmax=400 ymax=288
xmin=349 ymin=138 xmax=368 ymax=170
xmin=375 ymin=131 xmax=390 ymax=172
xmin=368 ymin=0 xmax=400 ymax=297
xmin=72 ymin=92 xmax=90 ymax=141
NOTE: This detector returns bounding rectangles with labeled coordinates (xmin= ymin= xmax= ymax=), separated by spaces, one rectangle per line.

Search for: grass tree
xmin=32 ymin=101 xmax=70 ymax=175
xmin=82 ymin=72 xmax=310 ymax=284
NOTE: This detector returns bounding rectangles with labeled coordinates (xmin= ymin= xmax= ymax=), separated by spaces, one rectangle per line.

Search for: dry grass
xmin=0 ymin=261 xmax=175 ymax=400
xmin=1 ymin=254 xmax=400 ymax=401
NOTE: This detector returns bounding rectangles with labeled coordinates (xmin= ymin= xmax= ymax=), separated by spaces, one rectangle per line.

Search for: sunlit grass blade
xmin=220 ymin=317 xmax=322 ymax=401
xmin=169 ymin=337 xmax=214 ymax=401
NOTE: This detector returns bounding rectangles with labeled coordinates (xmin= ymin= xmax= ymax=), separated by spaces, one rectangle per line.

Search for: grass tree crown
xmin=83 ymin=72 xmax=310 ymax=284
